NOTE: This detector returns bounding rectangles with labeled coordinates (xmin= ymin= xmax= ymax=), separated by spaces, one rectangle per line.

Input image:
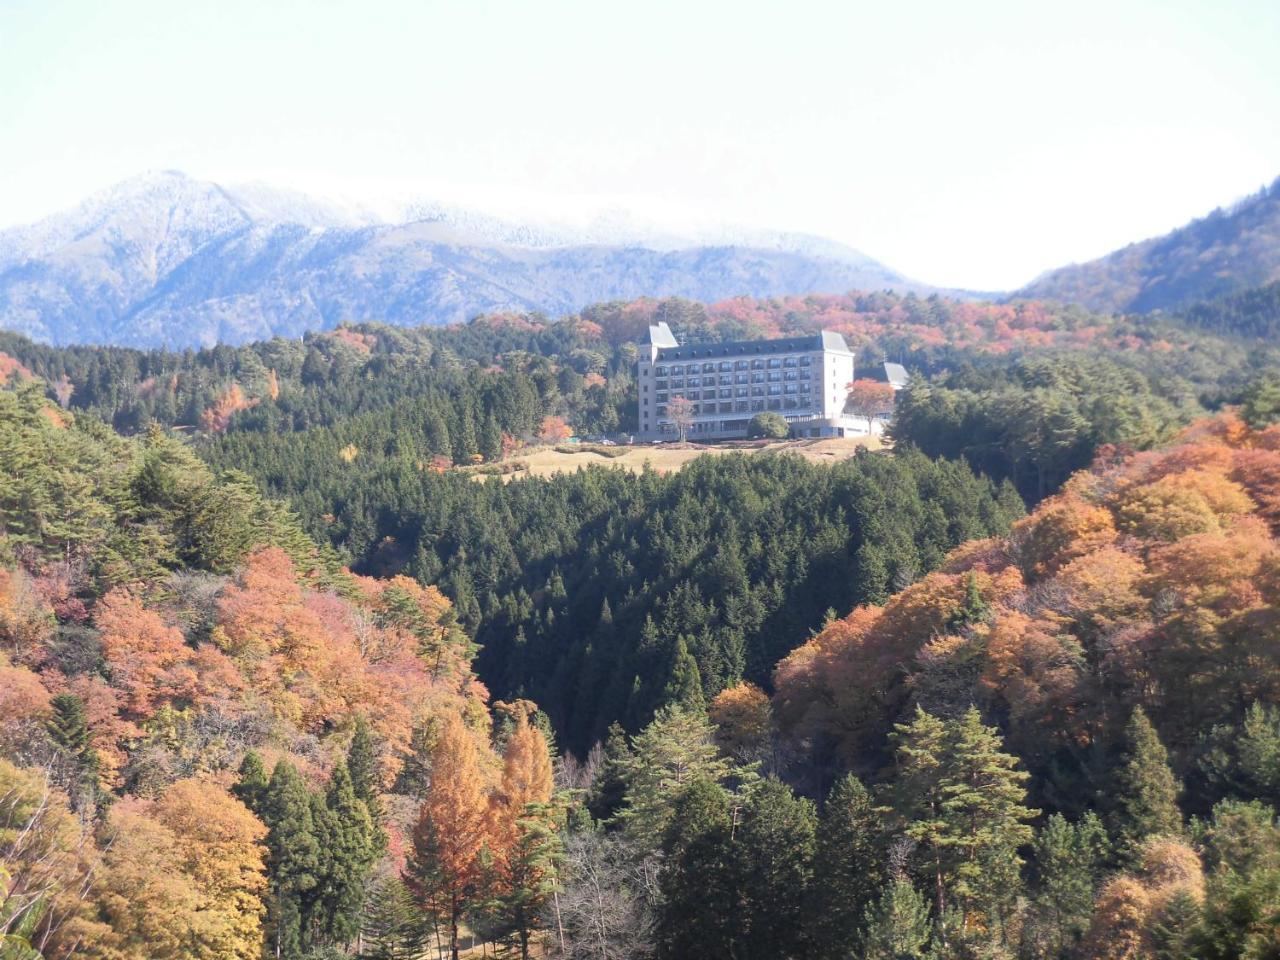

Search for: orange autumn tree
xmin=709 ymin=682 xmax=774 ymax=764
xmin=483 ymin=704 xmax=558 ymax=960
xmin=846 ymin=379 xmax=896 ymax=432
xmin=538 ymin=416 xmax=572 ymax=443
xmin=404 ymin=710 xmax=496 ymax=960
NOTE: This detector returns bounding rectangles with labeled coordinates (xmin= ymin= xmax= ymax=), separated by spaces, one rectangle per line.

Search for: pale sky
xmin=1 ymin=0 xmax=1278 ymax=290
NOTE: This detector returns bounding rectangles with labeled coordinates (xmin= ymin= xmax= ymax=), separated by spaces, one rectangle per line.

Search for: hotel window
xmin=719 ymin=402 xmax=733 ymax=413
xmin=799 ymin=369 xmax=811 ymax=380
xmin=751 ymin=359 xmax=765 ymax=369
xmin=736 ymin=401 xmax=750 ymax=412
xmin=671 ymin=379 xmax=684 ymax=389
xmin=751 ymin=372 xmax=764 ymax=383
xmin=656 ymin=366 xmax=668 ymax=376
xmin=768 ymin=385 xmax=781 ymax=396
xmin=784 ymin=357 xmax=797 ymax=367
xmin=735 ymin=374 xmax=748 ymax=384
xmin=719 ymin=375 xmax=732 ymax=385
xmin=767 ymin=358 xmax=782 ymax=368
xmin=703 ymin=363 xmax=716 ymax=373
xmin=720 ymin=389 xmax=733 ymax=399
xmin=736 ymin=387 xmax=749 ymax=397
xmin=657 ymin=393 xmax=668 ymax=403
xmin=719 ymin=361 xmax=733 ymax=371
xmin=669 ymin=364 xmax=684 ymax=374
xmin=785 ymin=371 xmax=797 ymax=381
xmin=655 ymin=380 xmax=668 ymax=390
xmin=768 ymin=399 xmax=782 ymax=410
xmin=752 ymin=386 xmax=764 ymax=397
xmin=784 ymin=384 xmax=797 ymax=394
xmin=799 ymin=356 xmax=812 ymax=366
xmin=751 ymin=400 xmax=764 ymax=411
xmin=735 ymin=360 xmax=750 ymax=370
xmin=688 ymin=377 xmax=701 ymax=387
xmin=767 ymin=372 xmax=781 ymax=382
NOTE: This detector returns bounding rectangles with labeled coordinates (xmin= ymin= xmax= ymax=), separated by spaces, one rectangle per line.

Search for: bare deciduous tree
xmin=550 ymin=832 xmax=659 ymax=959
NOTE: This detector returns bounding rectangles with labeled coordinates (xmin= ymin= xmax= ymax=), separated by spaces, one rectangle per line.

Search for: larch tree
xmin=404 ymin=710 xmax=494 ymax=960
xmin=486 ymin=709 xmax=558 ymax=960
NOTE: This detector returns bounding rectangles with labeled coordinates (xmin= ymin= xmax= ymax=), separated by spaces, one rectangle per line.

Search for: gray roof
xmin=883 ymin=362 xmax=910 ymax=387
xmin=654 ymin=329 xmax=852 ymax=362
xmin=648 ymin=321 xmax=679 ymax=348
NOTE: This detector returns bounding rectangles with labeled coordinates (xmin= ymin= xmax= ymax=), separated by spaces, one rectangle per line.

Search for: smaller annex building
xmin=636 ymin=322 xmax=866 ymax=440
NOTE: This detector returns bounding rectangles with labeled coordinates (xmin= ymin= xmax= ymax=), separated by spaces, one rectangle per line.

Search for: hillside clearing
xmin=483 ymin=435 xmax=885 ymax=480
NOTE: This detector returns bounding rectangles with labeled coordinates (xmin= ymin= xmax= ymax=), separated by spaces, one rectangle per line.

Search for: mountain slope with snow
xmin=0 ymin=172 xmax=930 ymax=348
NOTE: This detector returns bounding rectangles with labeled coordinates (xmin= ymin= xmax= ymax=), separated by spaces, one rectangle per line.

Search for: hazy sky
xmin=1 ymin=0 xmax=1278 ymax=289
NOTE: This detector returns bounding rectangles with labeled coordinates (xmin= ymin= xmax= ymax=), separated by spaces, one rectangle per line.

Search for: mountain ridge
xmin=1017 ymin=176 xmax=1280 ymax=313
xmin=0 ymin=172 xmax=934 ymax=347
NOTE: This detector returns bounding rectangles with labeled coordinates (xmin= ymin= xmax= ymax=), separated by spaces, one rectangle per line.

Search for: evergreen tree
xmin=262 ymin=760 xmax=322 ymax=960
xmin=1241 ymin=374 xmax=1280 ymax=430
xmin=233 ymin=750 xmax=269 ymax=815
xmin=1150 ymin=887 xmax=1203 ymax=960
xmin=811 ymin=774 xmax=884 ymax=958
xmin=661 ymin=636 xmax=705 ymax=714
xmin=1026 ymin=812 xmax=1111 ymax=958
xmin=319 ymin=760 xmax=378 ymax=946
xmin=884 ymin=706 xmax=1037 ymax=947
xmin=861 ymin=876 xmax=932 ymax=960
xmin=614 ymin=705 xmax=733 ymax=852
xmin=347 ymin=717 xmax=387 ymax=854
xmin=656 ymin=777 xmax=739 ymax=960
xmin=1114 ymin=707 xmax=1183 ymax=856
xmin=942 ymin=706 xmax=1038 ymax=940
xmin=46 ymin=693 xmax=100 ymax=805
xmin=360 ymin=876 xmax=430 ymax=960
xmin=586 ymin=722 xmax=630 ymax=824
xmin=736 ymin=778 xmax=817 ymax=959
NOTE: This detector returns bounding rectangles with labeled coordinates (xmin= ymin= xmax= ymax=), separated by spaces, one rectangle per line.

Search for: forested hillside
xmin=1019 ymin=178 xmax=1280 ymax=313
xmin=1176 ymin=279 xmax=1280 ymax=342
xmin=6 ymin=332 xmax=1280 ymax=957
xmin=0 ymin=381 xmax=544 ymax=959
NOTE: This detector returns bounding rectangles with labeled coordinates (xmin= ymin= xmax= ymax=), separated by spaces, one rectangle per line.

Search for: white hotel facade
xmin=636 ymin=322 xmax=865 ymax=440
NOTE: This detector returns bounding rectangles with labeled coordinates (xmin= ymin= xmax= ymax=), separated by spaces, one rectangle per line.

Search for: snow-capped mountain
xmin=0 ymin=171 xmax=931 ymax=348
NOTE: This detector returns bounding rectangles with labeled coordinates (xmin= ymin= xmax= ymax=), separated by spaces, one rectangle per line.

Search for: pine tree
xmin=946 ymin=571 xmax=990 ymax=630
xmin=262 ymin=760 xmax=322 ymax=960
xmin=1150 ymin=887 xmax=1202 ymax=960
xmin=233 ymin=750 xmax=269 ymax=815
xmin=885 ymin=706 xmax=951 ymax=920
xmin=884 ymin=706 xmax=1038 ymax=947
xmin=811 ymin=774 xmax=884 ymax=958
xmin=614 ymin=705 xmax=733 ymax=852
xmin=586 ymin=722 xmax=631 ymax=823
xmin=1114 ymin=707 xmax=1183 ymax=856
xmin=861 ymin=876 xmax=932 ymax=960
xmin=942 ymin=706 xmax=1038 ymax=938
